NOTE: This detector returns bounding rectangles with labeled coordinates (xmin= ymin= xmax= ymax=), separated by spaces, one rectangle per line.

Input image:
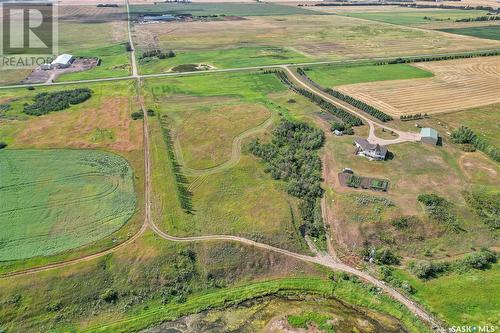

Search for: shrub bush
xmin=131 ymin=111 xmax=144 ymax=120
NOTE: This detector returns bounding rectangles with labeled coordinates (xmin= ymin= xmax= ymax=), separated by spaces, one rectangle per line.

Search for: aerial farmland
xmin=0 ymin=1 xmax=498 ymax=332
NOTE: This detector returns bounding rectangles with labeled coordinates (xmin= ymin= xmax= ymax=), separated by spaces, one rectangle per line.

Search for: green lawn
xmin=439 ymin=25 xmax=500 ymax=41
xmin=139 ymin=46 xmax=310 ymax=74
xmin=304 ymin=63 xmax=433 ymax=87
xmin=130 ymin=3 xmax=324 ymax=17
xmin=394 ymin=265 xmax=500 ymax=327
xmin=0 ymin=149 xmax=136 ymax=261
xmin=343 ymin=9 xmax=491 ymax=26
xmin=56 ymin=44 xmax=131 ymax=82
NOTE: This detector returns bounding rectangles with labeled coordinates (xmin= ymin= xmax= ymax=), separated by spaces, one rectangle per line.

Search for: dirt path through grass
xmin=174 ymin=115 xmax=274 ymax=177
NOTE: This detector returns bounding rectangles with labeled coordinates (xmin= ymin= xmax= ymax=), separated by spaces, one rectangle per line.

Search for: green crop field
xmin=130 ymin=3 xmax=323 ymax=17
xmin=303 ymin=63 xmax=433 ymax=87
xmin=342 ymin=9 xmax=491 ymax=26
xmin=0 ymin=149 xmax=136 ymax=261
xmin=439 ymin=25 xmax=500 ymax=41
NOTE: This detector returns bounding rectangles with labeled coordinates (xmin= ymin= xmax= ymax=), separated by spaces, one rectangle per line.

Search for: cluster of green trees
xmin=361 ymin=248 xmax=400 ymax=265
xmin=159 ymin=115 xmax=193 ymax=213
xmin=417 ymin=193 xmax=462 ymax=232
xmin=248 ymin=119 xmax=326 ymax=241
xmin=456 ymin=15 xmax=499 ymax=22
xmin=140 ymin=49 xmax=176 ymax=60
xmin=330 ymin=122 xmax=354 ymax=135
xmin=324 ymin=88 xmax=393 ymax=122
xmin=399 ymin=113 xmax=429 ymax=121
xmin=377 ymin=50 xmax=500 ymax=65
xmin=451 ymin=126 xmax=499 ymax=162
xmin=410 ymin=249 xmax=497 ymax=280
xmin=0 ymin=104 xmax=10 ymax=112
xmin=274 ymin=71 xmax=363 ymax=126
xmin=464 ymin=190 xmax=499 ymax=229
xmin=23 ymin=88 xmax=92 ymax=116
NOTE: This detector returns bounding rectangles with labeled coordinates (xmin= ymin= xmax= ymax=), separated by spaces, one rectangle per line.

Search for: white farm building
xmin=42 ymin=54 xmax=75 ymax=70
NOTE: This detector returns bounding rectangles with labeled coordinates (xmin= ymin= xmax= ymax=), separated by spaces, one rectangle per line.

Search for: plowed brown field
xmin=336 ymin=56 xmax=500 ymax=116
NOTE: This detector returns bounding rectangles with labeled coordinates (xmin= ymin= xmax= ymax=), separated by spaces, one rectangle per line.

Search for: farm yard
xmin=335 ymin=56 xmax=500 ymax=116
xmin=0 ymin=149 xmax=136 ymax=261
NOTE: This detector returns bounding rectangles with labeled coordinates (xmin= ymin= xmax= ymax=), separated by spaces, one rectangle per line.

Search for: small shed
xmin=420 ymin=128 xmax=439 ymax=145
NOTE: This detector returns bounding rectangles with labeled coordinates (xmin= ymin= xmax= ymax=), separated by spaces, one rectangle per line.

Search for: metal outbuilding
xmin=420 ymin=128 xmax=439 ymax=145
xmin=50 ymin=54 xmax=75 ymax=69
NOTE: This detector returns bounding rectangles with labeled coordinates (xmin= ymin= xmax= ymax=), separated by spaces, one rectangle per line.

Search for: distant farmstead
xmin=43 ymin=54 xmax=75 ymax=70
xmin=354 ymin=138 xmax=388 ymax=161
xmin=420 ymin=127 xmax=439 ymax=145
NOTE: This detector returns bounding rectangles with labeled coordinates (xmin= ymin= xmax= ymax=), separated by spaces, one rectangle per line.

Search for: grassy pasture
xmin=145 ymin=73 xmax=311 ymax=252
xmin=394 ymin=265 xmax=500 ymax=327
xmin=162 ymin=96 xmax=271 ymax=169
xmin=439 ymin=25 xmax=500 ymax=41
xmin=0 ymin=149 xmax=136 ymax=261
xmin=130 ymin=3 xmax=323 ymax=17
xmin=342 ymin=9 xmax=491 ymax=26
xmin=303 ymin=63 xmax=433 ymax=87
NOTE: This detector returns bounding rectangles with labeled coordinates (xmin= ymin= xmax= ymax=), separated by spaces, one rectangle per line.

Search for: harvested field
xmin=0 ymin=149 xmax=136 ymax=261
xmin=134 ymin=14 xmax=500 ymax=72
xmin=336 ymin=57 xmax=500 ymax=116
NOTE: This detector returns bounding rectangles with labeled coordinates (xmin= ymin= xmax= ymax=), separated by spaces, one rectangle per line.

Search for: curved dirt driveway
xmin=283 ymin=66 xmax=422 ymax=146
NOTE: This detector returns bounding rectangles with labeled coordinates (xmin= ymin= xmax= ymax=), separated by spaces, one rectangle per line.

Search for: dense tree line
xmin=378 ymin=50 xmax=500 ymax=66
xmin=451 ymin=126 xmax=499 ymax=162
xmin=140 ymin=49 xmax=175 ymax=60
xmin=23 ymin=88 xmax=92 ymax=116
xmin=456 ymin=15 xmax=499 ymax=22
xmin=295 ymin=68 xmax=392 ymax=122
xmin=324 ymin=88 xmax=393 ymax=122
xmin=273 ymin=70 xmax=363 ymax=126
xmin=248 ymin=119 xmax=326 ymax=241
xmin=159 ymin=115 xmax=193 ymax=213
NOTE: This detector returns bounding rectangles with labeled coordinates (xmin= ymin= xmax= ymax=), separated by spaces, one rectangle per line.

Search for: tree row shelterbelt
xmin=23 ymin=88 xmax=92 ymax=116
xmin=296 ymin=68 xmax=393 ymax=122
xmin=271 ymin=70 xmax=363 ymax=127
xmin=249 ymin=119 xmax=327 ymax=245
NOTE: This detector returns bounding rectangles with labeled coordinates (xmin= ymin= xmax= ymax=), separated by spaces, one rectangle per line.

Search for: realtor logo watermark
xmin=0 ymin=1 xmax=58 ymax=68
